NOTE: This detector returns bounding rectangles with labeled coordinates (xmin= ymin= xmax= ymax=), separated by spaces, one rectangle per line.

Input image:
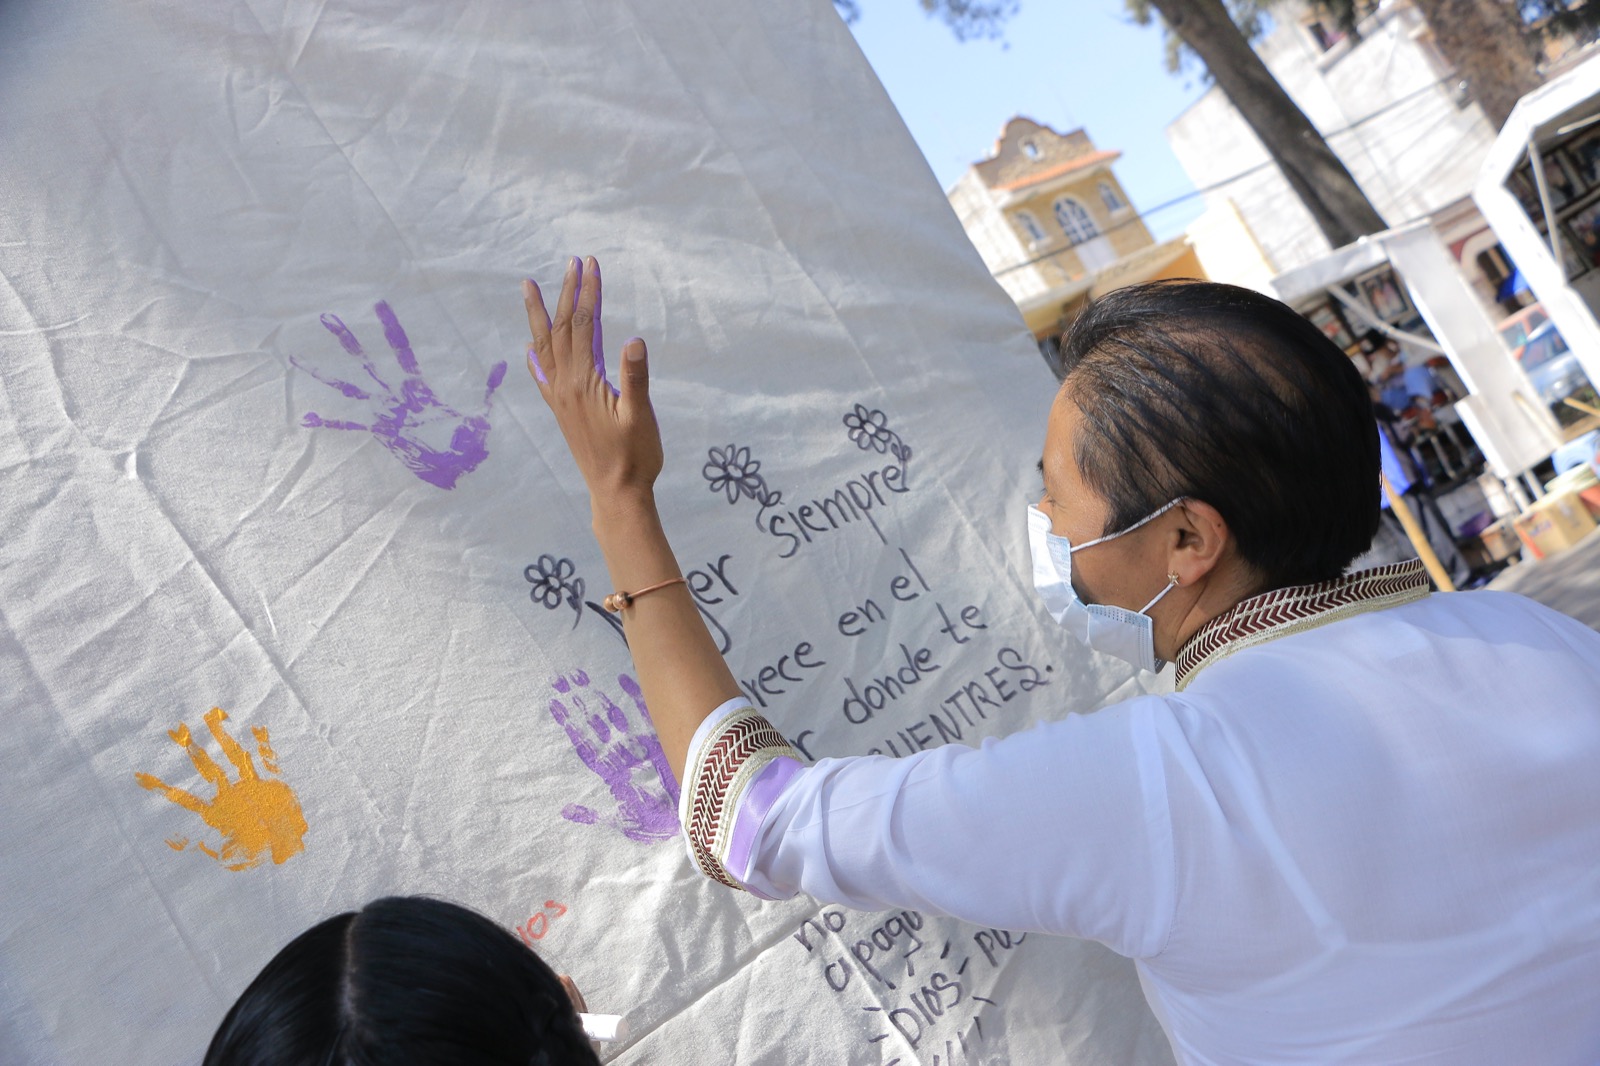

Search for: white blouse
xmin=678 ymin=561 xmax=1600 ymax=1064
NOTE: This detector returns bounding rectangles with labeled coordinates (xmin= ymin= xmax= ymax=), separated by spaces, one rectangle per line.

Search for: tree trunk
xmin=1407 ymin=0 xmax=1541 ymax=130
xmin=1146 ymin=0 xmax=1388 ymax=249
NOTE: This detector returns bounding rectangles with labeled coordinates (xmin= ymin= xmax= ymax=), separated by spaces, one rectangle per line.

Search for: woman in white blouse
xmin=522 ymin=258 xmax=1600 ymax=1065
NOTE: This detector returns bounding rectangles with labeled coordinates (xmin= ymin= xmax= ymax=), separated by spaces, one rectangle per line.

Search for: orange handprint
xmin=134 ymin=707 xmax=308 ymax=871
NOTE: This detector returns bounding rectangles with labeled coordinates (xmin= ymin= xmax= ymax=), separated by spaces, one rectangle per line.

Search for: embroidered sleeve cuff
xmin=679 ymin=700 xmax=802 ymax=892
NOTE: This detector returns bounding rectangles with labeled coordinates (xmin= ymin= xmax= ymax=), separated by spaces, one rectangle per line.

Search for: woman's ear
xmin=1168 ymin=499 xmax=1230 ymax=588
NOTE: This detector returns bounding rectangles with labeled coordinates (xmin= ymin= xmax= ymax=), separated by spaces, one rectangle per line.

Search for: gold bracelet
xmin=602 ymin=577 xmax=687 ymax=613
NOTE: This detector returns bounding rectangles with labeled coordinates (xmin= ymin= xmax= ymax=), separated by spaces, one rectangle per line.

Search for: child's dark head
xmin=204 ymin=896 xmax=600 ymax=1066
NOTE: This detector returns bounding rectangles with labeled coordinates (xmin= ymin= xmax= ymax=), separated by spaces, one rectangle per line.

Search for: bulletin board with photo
xmin=1357 ymin=267 xmax=1411 ymax=322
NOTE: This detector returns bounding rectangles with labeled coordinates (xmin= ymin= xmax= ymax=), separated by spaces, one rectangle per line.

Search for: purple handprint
xmin=549 ymin=670 xmax=679 ymax=843
xmin=291 ymin=301 xmax=508 ymax=489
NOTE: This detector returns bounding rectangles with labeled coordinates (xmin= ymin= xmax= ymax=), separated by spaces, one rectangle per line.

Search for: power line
xmin=990 ymin=74 xmax=1458 ymax=278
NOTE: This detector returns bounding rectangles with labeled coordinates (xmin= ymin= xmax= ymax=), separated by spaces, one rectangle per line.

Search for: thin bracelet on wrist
xmin=602 ymin=577 xmax=687 ymax=613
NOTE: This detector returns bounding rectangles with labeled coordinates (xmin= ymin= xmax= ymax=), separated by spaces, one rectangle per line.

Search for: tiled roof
xmin=991 ymin=149 xmax=1121 ymax=191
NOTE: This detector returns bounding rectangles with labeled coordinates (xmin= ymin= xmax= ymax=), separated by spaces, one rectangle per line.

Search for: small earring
xmin=1168 ymin=573 xmax=1180 ymax=587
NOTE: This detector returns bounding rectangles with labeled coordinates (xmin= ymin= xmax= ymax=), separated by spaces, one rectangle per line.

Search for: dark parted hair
xmin=204 ymin=896 xmax=600 ymax=1066
xmin=1058 ymin=280 xmax=1380 ymax=590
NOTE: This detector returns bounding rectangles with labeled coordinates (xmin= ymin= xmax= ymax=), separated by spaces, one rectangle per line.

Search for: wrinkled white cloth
xmin=0 ymin=1 xmax=1176 ymax=1062
xmin=691 ymin=588 xmax=1600 ymax=1065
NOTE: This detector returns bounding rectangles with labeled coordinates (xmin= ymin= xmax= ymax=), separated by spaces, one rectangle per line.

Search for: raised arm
xmin=519 ymin=259 xmax=1172 ymax=936
xmin=523 ymin=256 xmax=742 ymax=781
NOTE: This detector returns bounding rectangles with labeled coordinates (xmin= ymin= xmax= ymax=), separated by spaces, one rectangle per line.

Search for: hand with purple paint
xmin=549 ymin=669 xmax=680 ymax=844
xmin=292 ymin=301 xmax=508 ymax=490
xmin=528 ymin=257 xmax=619 ymax=396
xmin=523 ymin=257 xmax=662 ymax=502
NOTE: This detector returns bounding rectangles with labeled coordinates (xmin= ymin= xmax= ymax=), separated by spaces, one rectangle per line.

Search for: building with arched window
xmin=1098 ymin=181 xmax=1127 ymax=214
xmin=947 ymin=118 xmax=1205 ymax=371
xmin=1054 ymin=197 xmax=1099 ymax=245
xmin=1015 ymin=211 xmax=1046 ymax=244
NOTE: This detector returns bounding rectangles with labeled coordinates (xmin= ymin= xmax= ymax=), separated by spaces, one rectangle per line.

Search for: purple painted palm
xmin=549 ymin=670 xmax=679 ymax=843
xmin=292 ymin=301 xmax=507 ymax=489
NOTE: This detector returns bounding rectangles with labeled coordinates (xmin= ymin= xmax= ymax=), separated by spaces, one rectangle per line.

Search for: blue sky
xmin=844 ymin=0 xmax=1213 ymax=241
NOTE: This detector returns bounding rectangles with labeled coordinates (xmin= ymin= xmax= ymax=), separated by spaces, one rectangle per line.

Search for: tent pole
xmin=1382 ymin=473 xmax=1457 ymax=591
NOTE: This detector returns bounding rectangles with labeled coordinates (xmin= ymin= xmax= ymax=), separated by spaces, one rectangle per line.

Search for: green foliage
xmin=833 ymin=0 xmax=1018 ymax=40
xmin=915 ymin=0 xmax=1021 ymax=40
xmin=1126 ymin=0 xmax=1281 ymax=77
xmin=837 ymin=0 xmax=1597 ymax=67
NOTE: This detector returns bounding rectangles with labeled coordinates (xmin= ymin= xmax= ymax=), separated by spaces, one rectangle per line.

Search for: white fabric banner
xmin=0 ymin=1 xmax=1171 ymax=1062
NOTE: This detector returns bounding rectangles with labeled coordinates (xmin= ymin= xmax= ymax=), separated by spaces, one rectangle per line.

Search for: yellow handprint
xmin=134 ymin=707 xmax=308 ymax=871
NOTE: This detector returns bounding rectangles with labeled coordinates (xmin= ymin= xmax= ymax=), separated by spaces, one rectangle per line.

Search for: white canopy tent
xmin=1474 ymin=52 xmax=1600 ymax=408
xmin=1273 ymin=223 xmax=1561 ymax=497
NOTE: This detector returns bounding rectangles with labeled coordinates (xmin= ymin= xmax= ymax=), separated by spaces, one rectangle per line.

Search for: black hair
xmin=1058 ymin=279 xmax=1380 ymax=590
xmin=204 ymin=896 xmax=601 ymax=1066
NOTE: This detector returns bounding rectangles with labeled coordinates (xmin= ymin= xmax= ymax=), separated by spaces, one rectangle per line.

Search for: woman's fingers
xmin=590 ymin=259 xmax=617 ymax=395
xmin=548 ymin=256 xmax=581 ymax=378
xmin=620 ymin=336 xmax=649 ymax=418
xmin=521 ymin=259 xmax=664 ymax=495
xmin=523 ymin=278 xmax=553 ymax=385
xmin=525 ymin=256 xmax=616 ymax=394
xmin=572 ymin=256 xmax=601 ymax=389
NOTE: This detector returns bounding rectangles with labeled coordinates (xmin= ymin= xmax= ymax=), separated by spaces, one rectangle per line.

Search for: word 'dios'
xmin=515 ymin=900 xmax=568 ymax=946
xmin=292 ymin=301 xmax=507 ymax=490
xmin=792 ymin=908 xmax=1024 ymax=1064
xmin=134 ymin=707 xmax=308 ymax=871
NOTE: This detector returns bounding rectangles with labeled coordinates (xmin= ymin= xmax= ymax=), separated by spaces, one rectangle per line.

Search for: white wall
xmin=1167 ymin=0 xmax=1497 ymax=276
xmin=1185 ymin=197 xmax=1281 ymax=293
xmin=947 ymin=170 xmax=1049 ymax=304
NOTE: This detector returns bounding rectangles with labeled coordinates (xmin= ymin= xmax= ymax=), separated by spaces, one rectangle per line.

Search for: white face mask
xmin=1026 ymin=501 xmax=1181 ymax=674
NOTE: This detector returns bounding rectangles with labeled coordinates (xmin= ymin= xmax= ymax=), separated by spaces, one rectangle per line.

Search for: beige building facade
xmin=949 ymin=118 xmax=1204 ymax=363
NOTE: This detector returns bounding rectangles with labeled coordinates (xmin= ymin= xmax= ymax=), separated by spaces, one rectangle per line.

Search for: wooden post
xmin=1382 ymin=474 xmax=1457 ymax=592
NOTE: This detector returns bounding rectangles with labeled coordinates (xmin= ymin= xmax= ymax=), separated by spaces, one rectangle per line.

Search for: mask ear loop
xmin=1075 ymin=498 xmax=1186 ymax=554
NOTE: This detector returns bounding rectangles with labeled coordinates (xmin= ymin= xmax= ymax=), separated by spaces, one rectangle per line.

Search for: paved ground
xmin=1488 ymin=525 xmax=1600 ymax=631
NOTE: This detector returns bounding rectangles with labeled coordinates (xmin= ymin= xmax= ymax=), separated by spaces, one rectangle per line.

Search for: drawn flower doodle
xmin=844 ymin=403 xmax=911 ymax=464
xmin=134 ymin=707 xmax=308 ymax=871
xmin=524 ymin=555 xmax=627 ymax=645
xmin=291 ymin=301 xmax=508 ymax=490
xmin=703 ymin=445 xmax=766 ymax=504
xmin=525 ymin=554 xmax=585 ymax=628
xmin=702 ymin=444 xmax=783 ymax=533
xmin=523 ymin=553 xmax=729 ymax=653
xmin=549 ymin=671 xmax=679 ymax=844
